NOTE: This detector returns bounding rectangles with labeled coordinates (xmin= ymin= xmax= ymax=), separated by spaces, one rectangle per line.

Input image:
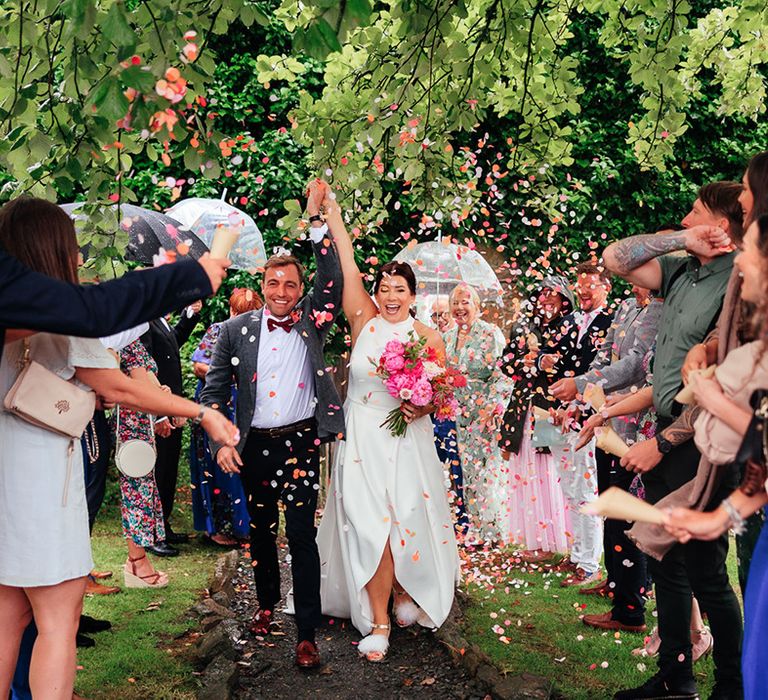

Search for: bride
xmin=316 ymin=184 xmax=461 ymax=662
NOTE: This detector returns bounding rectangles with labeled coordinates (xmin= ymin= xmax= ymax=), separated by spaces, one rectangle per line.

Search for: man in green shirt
xmin=603 ymin=181 xmax=744 ymax=700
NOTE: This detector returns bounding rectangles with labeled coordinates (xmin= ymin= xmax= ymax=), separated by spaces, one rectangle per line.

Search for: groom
xmin=200 ymin=183 xmax=344 ymax=668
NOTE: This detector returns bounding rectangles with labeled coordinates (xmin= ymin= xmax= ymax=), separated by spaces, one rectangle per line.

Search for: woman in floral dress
xmin=443 ymin=283 xmax=512 ymax=542
xmin=116 ymin=339 xmax=168 ymax=587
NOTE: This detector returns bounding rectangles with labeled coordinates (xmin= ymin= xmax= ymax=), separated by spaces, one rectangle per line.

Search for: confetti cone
xmin=674 ymin=365 xmax=716 ymax=405
xmin=583 ymin=382 xmax=606 ymax=411
xmin=209 ymin=225 xmax=240 ymax=259
xmin=582 ymin=486 xmax=665 ymax=525
xmin=532 ymin=405 xmax=550 ymax=422
xmin=594 ymin=425 xmax=629 ymax=458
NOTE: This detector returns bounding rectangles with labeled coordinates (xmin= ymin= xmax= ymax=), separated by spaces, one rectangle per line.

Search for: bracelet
xmin=191 ymin=406 xmax=206 ymax=427
xmin=721 ymin=496 xmax=747 ymax=535
xmin=308 ymin=214 xmax=324 ymax=224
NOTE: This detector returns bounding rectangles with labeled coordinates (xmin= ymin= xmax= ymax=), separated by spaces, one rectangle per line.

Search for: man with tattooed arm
xmin=603 ymin=182 xmax=745 ymax=700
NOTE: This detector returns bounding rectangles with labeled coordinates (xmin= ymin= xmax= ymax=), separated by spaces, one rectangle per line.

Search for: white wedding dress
xmin=317 ymin=315 xmax=461 ymax=635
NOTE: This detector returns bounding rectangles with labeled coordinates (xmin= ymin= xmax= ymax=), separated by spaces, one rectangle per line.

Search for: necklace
xmin=84 ymin=418 xmax=100 ymax=463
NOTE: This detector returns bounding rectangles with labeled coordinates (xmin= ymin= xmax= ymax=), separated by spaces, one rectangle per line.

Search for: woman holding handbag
xmin=0 ymin=197 xmax=238 ymax=700
xmin=113 ymin=338 xmax=171 ymax=588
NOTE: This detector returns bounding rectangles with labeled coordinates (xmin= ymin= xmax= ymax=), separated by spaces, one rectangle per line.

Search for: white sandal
xmin=416 ymin=609 xmax=437 ymax=630
xmin=358 ymin=622 xmax=390 ymax=662
xmin=392 ymin=589 xmax=420 ymax=628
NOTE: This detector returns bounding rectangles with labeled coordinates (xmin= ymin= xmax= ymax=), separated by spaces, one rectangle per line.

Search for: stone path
xmin=229 ymin=543 xmax=489 ymax=700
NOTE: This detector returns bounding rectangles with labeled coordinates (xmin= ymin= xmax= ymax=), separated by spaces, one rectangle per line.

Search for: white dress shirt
xmin=574 ymin=308 xmax=602 ymax=344
xmin=250 ymin=224 xmax=327 ymax=429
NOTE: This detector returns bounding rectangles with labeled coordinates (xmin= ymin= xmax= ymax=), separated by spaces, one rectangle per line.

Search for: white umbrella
xmin=166 ymin=195 xmax=267 ymax=270
xmin=394 ymin=239 xmax=504 ymax=305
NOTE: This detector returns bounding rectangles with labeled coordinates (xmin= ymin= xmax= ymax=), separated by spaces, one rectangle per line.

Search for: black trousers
xmin=596 ymin=448 xmax=647 ymax=625
xmin=239 ymin=422 xmax=322 ymax=636
xmin=82 ymin=410 xmax=112 ymax=532
xmin=643 ymin=419 xmax=742 ymax=688
xmin=154 ymin=426 xmax=184 ymax=532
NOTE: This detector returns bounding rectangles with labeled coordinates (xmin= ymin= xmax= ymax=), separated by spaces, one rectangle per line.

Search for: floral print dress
xmin=444 ymin=318 xmax=512 ymax=541
xmin=116 ymin=339 xmax=166 ymax=547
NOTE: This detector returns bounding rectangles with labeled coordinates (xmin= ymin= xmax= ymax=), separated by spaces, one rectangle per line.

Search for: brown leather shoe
xmin=249 ymin=608 xmax=275 ymax=636
xmin=295 ymin=640 xmax=320 ymax=669
xmin=552 ymin=559 xmax=579 ymax=573
xmin=90 ymin=570 xmax=113 ymax=580
xmin=85 ymin=576 xmax=120 ymax=595
xmin=583 ymin=611 xmax=646 ymax=632
xmin=578 ymin=579 xmax=610 ymax=596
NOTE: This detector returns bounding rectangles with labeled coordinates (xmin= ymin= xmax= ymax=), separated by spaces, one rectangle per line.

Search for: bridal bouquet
xmin=372 ymin=334 xmax=466 ymax=437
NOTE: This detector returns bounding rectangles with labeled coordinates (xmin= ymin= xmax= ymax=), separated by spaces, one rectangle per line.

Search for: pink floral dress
xmin=117 ymin=340 xmax=166 ymax=547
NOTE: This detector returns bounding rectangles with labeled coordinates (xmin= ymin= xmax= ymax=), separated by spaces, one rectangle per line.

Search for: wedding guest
xmin=547 ymin=262 xmax=613 ymax=588
xmin=682 ymin=152 xmax=768 ymax=591
xmin=190 ymin=288 xmax=262 ymax=545
xmin=0 ymin=197 xmax=238 ymax=700
xmin=604 ymin=181 xmax=744 ymax=700
xmin=664 ymin=214 xmax=768 ymax=700
xmin=554 ymin=282 xmax=661 ymax=628
xmin=114 ymin=339 xmax=170 ymax=588
xmin=140 ymin=301 xmax=202 ymax=556
xmin=315 ymin=182 xmax=460 ymax=662
xmin=444 ymin=282 xmax=512 ymax=542
xmin=577 ymin=381 xmax=713 ymax=662
xmin=428 ymin=294 xmax=467 ymax=531
xmin=499 ymin=277 xmax=574 ymax=562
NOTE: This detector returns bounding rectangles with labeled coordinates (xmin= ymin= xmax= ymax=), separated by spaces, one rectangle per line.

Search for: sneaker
xmin=613 ymin=670 xmax=698 ymax=699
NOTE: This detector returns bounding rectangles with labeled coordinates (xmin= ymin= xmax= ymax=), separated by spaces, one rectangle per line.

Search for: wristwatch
xmin=191 ymin=406 xmax=207 ymax=427
xmin=656 ymin=433 xmax=674 ymax=455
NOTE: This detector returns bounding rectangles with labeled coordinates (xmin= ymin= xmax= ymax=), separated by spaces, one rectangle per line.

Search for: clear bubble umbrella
xmin=394 ymin=239 xmax=504 ymax=306
xmin=166 ymin=195 xmax=267 ymax=270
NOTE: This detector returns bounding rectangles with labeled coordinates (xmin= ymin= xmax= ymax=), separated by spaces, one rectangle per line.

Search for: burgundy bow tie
xmin=267 ymin=317 xmax=294 ymax=333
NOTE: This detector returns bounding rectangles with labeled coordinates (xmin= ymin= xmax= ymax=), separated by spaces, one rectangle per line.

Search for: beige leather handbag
xmin=3 ymin=340 xmax=96 ymax=439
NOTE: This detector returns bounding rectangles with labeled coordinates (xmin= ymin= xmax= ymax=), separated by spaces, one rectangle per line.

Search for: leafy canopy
xmin=257 ymin=0 xmax=768 ymax=234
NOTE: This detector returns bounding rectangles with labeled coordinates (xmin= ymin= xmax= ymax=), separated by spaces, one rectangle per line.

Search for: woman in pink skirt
xmin=498 ymin=277 xmax=573 ymax=561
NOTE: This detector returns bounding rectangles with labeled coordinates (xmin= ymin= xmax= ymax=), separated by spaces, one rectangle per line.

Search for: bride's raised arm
xmin=321 ymin=188 xmax=378 ymax=340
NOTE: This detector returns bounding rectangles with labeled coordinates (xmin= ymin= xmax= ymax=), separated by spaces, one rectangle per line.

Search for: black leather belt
xmin=249 ymin=418 xmax=316 ymax=439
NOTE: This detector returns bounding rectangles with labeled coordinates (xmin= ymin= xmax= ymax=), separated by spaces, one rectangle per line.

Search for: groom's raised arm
xmin=306 ymin=226 xmax=343 ymax=337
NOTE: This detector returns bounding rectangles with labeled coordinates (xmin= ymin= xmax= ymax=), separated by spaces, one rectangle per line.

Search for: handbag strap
xmin=16 ymin=338 xmax=31 ymax=371
xmin=115 ymin=404 xmax=155 ymax=447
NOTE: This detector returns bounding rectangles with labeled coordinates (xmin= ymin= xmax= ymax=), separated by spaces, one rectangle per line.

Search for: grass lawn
xmin=75 ymin=478 xmax=221 ymax=700
xmin=460 ymin=545 xmax=740 ymax=700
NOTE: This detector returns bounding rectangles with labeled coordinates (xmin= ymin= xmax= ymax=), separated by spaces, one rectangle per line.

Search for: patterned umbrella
xmin=166 ymin=197 xmax=267 ymax=271
xmin=60 ymin=202 xmax=209 ymax=263
xmin=394 ymin=240 xmax=503 ymax=305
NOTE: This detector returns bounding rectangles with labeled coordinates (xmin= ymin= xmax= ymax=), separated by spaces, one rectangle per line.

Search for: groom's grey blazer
xmin=200 ymin=236 xmax=345 ymax=456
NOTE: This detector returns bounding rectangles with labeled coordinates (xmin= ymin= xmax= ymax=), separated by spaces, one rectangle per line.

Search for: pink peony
xmin=383 ymin=353 xmax=405 ymax=372
xmin=385 ymin=372 xmax=415 ymax=399
xmin=410 ymin=377 xmax=433 ymax=406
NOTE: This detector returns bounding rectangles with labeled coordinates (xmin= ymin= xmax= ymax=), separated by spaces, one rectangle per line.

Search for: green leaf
xmin=102 ymin=2 xmax=135 ymax=49
xmin=121 ymin=65 xmax=155 ymax=93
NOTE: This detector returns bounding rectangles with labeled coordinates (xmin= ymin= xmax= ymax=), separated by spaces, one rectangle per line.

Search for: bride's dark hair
xmin=373 ymin=261 xmax=417 ymax=295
